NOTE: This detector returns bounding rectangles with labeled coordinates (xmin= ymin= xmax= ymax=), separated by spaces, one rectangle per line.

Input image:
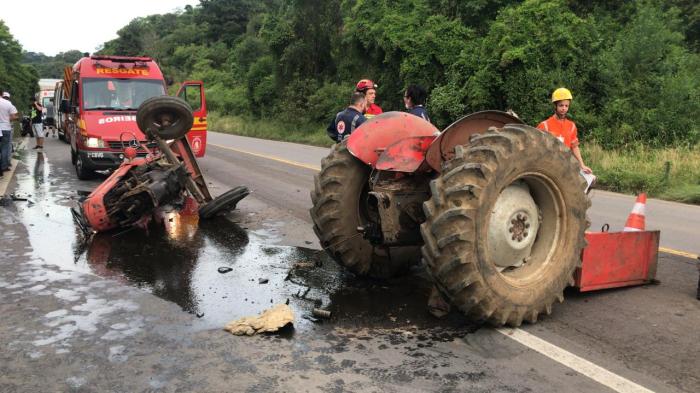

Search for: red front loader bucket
xmin=576 ymin=231 xmax=660 ymax=292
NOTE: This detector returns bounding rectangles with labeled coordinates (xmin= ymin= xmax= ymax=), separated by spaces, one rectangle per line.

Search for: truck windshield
xmin=83 ymin=78 xmax=165 ymax=111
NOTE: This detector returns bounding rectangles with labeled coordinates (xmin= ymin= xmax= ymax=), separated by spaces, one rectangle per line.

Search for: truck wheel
xmin=74 ymin=153 xmax=95 ymax=180
xmin=310 ymin=142 xmax=409 ymax=278
xmin=136 ymin=96 xmax=193 ymax=140
xmin=421 ymin=124 xmax=590 ymax=326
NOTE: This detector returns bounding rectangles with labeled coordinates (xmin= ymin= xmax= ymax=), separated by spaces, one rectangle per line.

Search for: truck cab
xmin=63 ymin=55 xmax=207 ymax=179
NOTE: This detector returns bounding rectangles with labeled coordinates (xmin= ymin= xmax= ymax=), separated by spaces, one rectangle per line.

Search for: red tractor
xmin=310 ymin=111 xmax=590 ymax=326
xmin=74 ymin=96 xmax=249 ymax=234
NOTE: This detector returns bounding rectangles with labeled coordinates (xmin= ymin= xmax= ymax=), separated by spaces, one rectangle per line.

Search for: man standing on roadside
xmin=327 ymin=92 xmax=367 ymax=143
xmin=537 ymin=87 xmax=596 ymax=191
xmin=30 ymin=97 xmax=45 ymax=150
xmin=355 ymin=79 xmax=382 ymax=119
xmin=0 ymin=91 xmax=19 ymax=177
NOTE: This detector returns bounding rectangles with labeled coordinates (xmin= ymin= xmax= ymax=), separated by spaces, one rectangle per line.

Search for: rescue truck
xmin=38 ymin=78 xmax=61 ymax=133
xmin=61 ymin=55 xmax=207 ymax=179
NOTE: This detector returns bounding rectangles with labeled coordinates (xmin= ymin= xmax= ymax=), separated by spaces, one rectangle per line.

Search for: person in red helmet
xmin=355 ymin=79 xmax=382 ymax=118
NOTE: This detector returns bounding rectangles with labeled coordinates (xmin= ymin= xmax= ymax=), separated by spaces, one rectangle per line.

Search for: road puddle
xmin=8 ymin=147 xmax=476 ymax=337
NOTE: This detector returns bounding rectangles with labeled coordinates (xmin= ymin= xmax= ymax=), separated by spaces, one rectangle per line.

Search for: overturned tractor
xmin=310 ymin=111 xmax=590 ymax=326
xmin=75 ymin=96 xmax=249 ymax=233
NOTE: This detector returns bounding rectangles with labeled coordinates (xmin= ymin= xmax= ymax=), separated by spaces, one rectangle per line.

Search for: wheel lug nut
xmin=523 ymin=232 xmax=528 ymax=237
xmin=511 ymin=219 xmax=517 ymax=224
xmin=512 ymin=235 xmax=516 ymax=240
xmin=508 ymin=227 xmax=513 ymax=233
xmin=517 ymin=214 xmax=522 ymax=220
xmin=525 ymin=223 xmax=530 ymax=228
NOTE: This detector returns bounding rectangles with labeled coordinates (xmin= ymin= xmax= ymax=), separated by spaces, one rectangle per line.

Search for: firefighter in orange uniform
xmin=537 ymin=88 xmax=593 ymax=176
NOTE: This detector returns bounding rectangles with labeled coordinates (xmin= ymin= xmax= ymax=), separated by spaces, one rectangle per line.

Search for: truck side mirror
xmin=60 ymin=99 xmax=70 ymax=113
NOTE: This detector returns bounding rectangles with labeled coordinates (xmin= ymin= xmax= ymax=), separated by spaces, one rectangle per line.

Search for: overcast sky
xmin=1 ymin=0 xmax=200 ymax=56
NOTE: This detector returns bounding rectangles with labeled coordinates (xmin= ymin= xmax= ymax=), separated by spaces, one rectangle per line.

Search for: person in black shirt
xmin=403 ymin=84 xmax=430 ymax=123
xmin=326 ymin=92 xmax=367 ymax=143
xmin=30 ymin=97 xmax=45 ymax=150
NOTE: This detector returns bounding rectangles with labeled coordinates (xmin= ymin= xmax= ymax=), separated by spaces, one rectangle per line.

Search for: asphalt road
xmin=205 ymin=132 xmax=700 ymax=256
xmin=0 ymin=133 xmax=698 ymax=392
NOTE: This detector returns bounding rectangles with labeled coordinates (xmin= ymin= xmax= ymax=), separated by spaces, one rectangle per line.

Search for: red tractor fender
xmin=425 ymin=110 xmax=523 ymax=172
xmin=346 ymin=111 xmax=438 ymax=169
xmin=375 ymin=136 xmax=436 ymax=172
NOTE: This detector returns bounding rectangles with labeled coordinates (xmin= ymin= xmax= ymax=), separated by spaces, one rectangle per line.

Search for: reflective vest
xmin=537 ymin=115 xmax=579 ymax=149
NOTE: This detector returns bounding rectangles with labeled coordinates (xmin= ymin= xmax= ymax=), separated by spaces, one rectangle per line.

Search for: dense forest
xmin=6 ymin=0 xmax=700 ymax=150
xmin=94 ymin=0 xmax=699 ymax=148
xmin=0 ymin=21 xmax=39 ymax=105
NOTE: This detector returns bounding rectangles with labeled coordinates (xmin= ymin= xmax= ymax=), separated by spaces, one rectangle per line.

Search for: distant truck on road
xmin=61 ymin=55 xmax=208 ymax=179
xmin=37 ymin=78 xmax=61 ymax=134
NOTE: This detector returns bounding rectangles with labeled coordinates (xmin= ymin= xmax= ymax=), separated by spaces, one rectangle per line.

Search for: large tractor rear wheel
xmin=421 ymin=124 xmax=590 ymax=326
xmin=310 ymin=142 xmax=408 ymax=278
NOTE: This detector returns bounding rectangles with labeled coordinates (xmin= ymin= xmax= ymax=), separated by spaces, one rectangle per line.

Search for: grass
xmin=584 ymin=142 xmax=700 ymax=204
xmin=209 ymin=112 xmax=332 ymax=147
xmin=208 ymin=112 xmax=700 ymax=204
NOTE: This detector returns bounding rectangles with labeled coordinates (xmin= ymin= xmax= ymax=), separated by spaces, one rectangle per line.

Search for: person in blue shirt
xmin=403 ymin=84 xmax=430 ymax=122
xmin=326 ymin=92 xmax=367 ymax=143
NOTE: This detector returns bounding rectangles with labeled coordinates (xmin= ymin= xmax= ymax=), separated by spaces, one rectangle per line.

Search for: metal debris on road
xmin=217 ymin=267 xmax=233 ymax=274
xmin=312 ymin=308 xmax=331 ymax=319
xmin=258 ymin=278 xmax=269 ymax=284
xmin=224 ymin=304 xmax=294 ymax=336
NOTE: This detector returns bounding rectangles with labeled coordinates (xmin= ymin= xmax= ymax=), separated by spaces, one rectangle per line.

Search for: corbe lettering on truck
xmin=63 ymin=55 xmax=208 ymax=180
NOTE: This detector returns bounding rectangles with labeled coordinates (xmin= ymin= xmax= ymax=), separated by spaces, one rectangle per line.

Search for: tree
xmin=0 ymin=21 xmax=38 ymax=106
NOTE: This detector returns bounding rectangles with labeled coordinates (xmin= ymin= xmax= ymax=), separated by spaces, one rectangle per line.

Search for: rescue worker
xmin=404 ymin=84 xmax=430 ymax=122
xmin=326 ymin=92 xmax=367 ymax=143
xmin=355 ymin=79 xmax=382 ymax=118
xmin=30 ymin=97 xmax=45 ymax=150
xmin=537 ymin=87 xmax=595 ymax=190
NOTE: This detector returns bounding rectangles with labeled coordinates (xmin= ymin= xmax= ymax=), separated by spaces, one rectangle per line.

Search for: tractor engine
xmin=364 ymin=172 xmax=431 ymax=246
xmin=102 ymin=161 xmax=189 ymax=228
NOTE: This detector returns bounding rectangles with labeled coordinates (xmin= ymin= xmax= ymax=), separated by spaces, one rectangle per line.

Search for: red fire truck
xmin=61 ymin=55 xmax=207 ymax=179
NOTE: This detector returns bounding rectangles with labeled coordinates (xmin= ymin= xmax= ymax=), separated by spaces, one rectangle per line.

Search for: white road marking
xmin=497 ymin=328 xmax=655 ymax=393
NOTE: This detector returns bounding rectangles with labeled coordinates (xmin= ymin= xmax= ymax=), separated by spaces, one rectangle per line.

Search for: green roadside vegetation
xmin=9 ymin=0 xmax=699 ymax=204
xmin=210 ymin=111 xmax=700 ymax=204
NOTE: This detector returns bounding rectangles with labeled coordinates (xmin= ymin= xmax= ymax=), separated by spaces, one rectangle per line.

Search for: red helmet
xmin=355 ymin=79 xmax=377 ymax=92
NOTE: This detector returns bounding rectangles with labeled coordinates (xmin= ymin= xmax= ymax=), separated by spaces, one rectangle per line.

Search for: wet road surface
xmin=0 ymin=135 xmax=698 ymax=392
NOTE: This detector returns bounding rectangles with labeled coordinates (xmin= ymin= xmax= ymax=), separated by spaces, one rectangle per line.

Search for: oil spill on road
xmin=10 ymin=148 xmax=477 ymax=340
xmin=78 ymin=213 xmax=475 ymax=336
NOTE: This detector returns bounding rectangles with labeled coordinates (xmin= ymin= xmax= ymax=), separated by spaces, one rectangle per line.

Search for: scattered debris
xmin=224 ymin=304 xmax=294 ymax=336
xmin=312 ymin=308 xmax=331 ymax=319
xmin=196 ymin=312 xmax=205 ymax=318
xmin=258 ymin=278 xmax=269 ymax=284
xmin=292 ymin=261 xmax=316 ymax=269
xmin=218 ymin=267 xmax=233 ymax=274
xmin=10 ymin=194 xmax=28 ymax=201
xmin=303 ymin=314 xmax=319 ymax=323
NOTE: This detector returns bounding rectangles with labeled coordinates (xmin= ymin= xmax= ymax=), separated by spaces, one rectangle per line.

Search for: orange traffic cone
xmin=623 ymin=193 xmax=646 ymax=232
